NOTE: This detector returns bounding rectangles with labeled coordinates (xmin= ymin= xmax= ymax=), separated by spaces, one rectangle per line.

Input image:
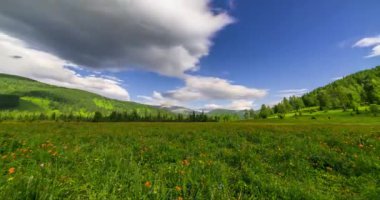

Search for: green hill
xmin=0 ymin=73 xmax=167 ymax=116
xmin=301 ymin=66 xmax=380 ymax=109
xmin=269 ymin=66 xmax=380 ymax=117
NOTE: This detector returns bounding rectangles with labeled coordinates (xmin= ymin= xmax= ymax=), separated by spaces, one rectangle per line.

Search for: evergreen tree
xmin=93 ymin=111 xmax=103 ymax=122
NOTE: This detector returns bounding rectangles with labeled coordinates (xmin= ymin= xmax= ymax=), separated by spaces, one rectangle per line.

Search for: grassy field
xmin=0 ymin=121 xmax=379 ymax=199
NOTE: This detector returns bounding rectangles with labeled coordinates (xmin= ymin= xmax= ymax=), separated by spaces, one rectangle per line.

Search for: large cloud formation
xmin=0 ymin=33 xmax=130 ymax=100
xmin=0 ymin=0 xmax=267 ymax=108
xmin=0 ymin=0 xmax=233 ymax=77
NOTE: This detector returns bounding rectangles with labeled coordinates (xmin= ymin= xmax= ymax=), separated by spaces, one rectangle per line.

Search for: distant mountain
xmin=155 ymin=105 xmax=195 ymax=114
xmin=155 ymin=105 xmax=246 ymax=117
xmin=0 ymin=73 xmax=170 ymax=116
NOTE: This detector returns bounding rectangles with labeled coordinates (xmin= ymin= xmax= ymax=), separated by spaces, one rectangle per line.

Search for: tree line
xmin=0 ymin=110 xmax=225 ymax=122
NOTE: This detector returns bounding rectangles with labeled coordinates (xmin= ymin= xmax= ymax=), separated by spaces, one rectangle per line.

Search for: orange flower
xmin=181 ymin=159 xmax=190 ymax=166
xmin=8 ymin=167 xmax=15 ymax=174
xmin=175 ymin=186 xmax=182 ymax=191
xmin=358 ymin=144 xmax=364 ymax=149
xmin=144 ymin=181 xmax=152 ymax=188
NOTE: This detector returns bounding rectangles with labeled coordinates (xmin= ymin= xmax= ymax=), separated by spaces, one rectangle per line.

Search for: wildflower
xmin=175 ymin=186 xmax=182 ymax=191
xmin=207 ymin=160 xmax=213 ymax=166
xmin=358 ymin=144 xmax=364 ymax=149
xmin=8 ymin=167 xmax=15 ymax=174
xmin=181 ymin=159 xmax=190 ymax=166
xmin=177 ymin=197 xmax=183 ymax=200
xmin=144 ymin=181 xmax=152 ymax=188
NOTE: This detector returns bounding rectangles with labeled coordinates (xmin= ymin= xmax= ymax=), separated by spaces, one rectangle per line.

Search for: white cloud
xmin=331 ymin=76 xmax=343 ymax=81
xmin=203 ymin=103 xmax=222 ymax=110
xmin=368 ymin=45 xmax=380 ymax=58
xmin=354 ymin=36 xmax=380 ymax=58
xmin=277 ymin=89 xmax=308 ymax=97
xmin=227 ymin=100 xmax=255 ymax=110
xmin=0 ymin=0 xmax=233 ymax=77
xmin=139 ymin=75 xmax=266 ymax=108
xmin=204 ymin=100 xmax=254 ymax=111
xmin=138 ymin=91 xmax=181 ymax=107
xmin=354 ymin=36 xmax=380 ymax=47
xmin=162 ymin=75 xmax=267 ymax=101
xmin=0 ymin=33 xmax=130 ymax=100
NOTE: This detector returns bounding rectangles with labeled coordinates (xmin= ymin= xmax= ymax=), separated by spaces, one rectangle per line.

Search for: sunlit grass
xmin=0 ymin=122 xmax=379 ymax=199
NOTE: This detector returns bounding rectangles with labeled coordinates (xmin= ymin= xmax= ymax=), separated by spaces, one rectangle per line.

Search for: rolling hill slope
xmin=0 ymin=73 xmax=168 ymax=116
xmin=270 ymin=66 xmax=380 ymax=118
xmin=301 ymin=66 xmax=380 ymax=109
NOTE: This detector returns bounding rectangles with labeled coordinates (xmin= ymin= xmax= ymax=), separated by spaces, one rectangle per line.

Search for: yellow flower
xmin=175 ymin=186 xmax=182 ymax=191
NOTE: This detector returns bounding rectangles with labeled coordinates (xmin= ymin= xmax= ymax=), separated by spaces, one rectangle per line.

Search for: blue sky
xmin=1 ymin=0 xmax=380 ymax=110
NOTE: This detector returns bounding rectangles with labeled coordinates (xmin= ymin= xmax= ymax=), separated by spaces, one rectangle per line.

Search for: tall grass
xmin=0 ymin=122 xmax=379 ymax=199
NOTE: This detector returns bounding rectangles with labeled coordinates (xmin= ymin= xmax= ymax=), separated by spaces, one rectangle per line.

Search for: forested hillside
xmin=259 ymin=66 xmax=380 ymax=118
xmin=302 ymin=66 xmax=380 ymax=109
xmin=0 ymin=74 xmax=167 ymax=116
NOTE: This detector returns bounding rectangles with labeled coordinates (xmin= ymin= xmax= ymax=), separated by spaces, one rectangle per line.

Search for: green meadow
xmin=1 ymin=121 xmax=379 ymax=199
